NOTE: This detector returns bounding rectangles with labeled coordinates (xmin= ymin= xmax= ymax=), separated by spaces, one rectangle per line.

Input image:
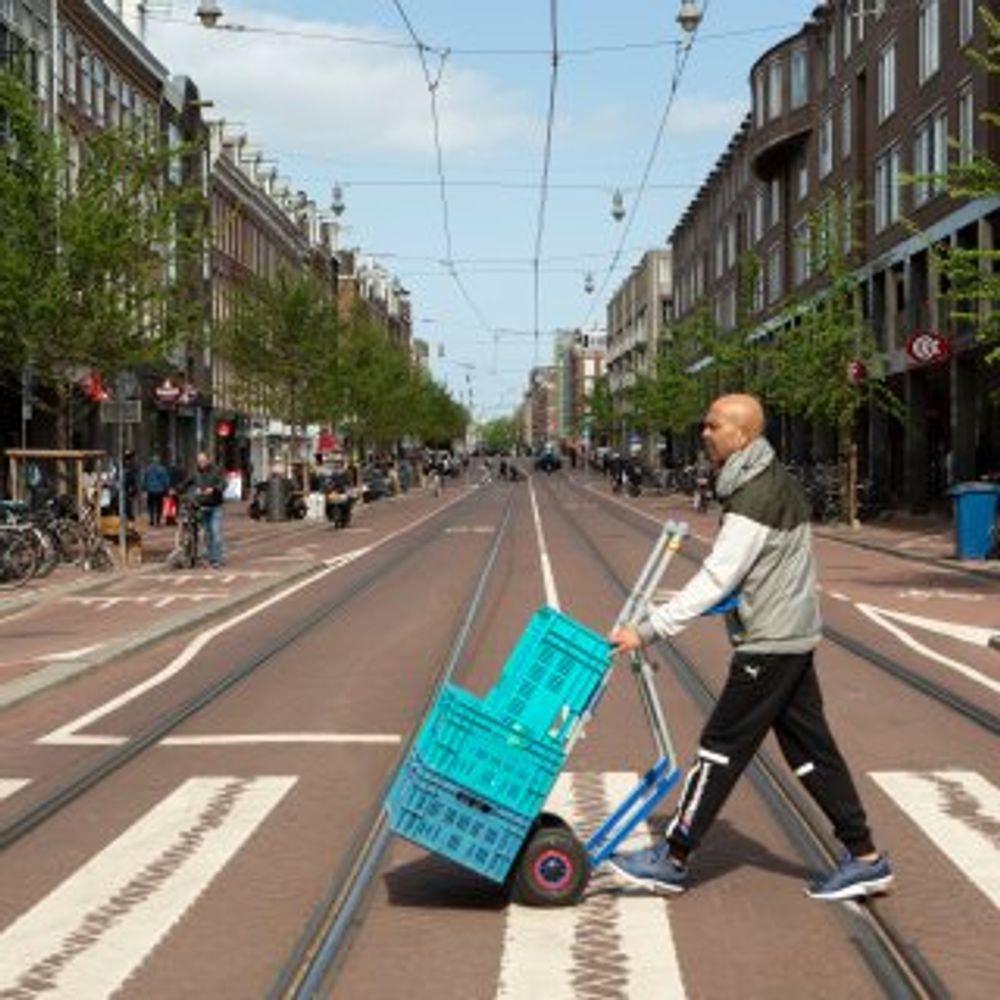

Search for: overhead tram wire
xmin=581 ymin=0 xmax=713 ymax=330
xmin=532 ymin=0 xmax=560 ymax=367
xmin=388 ymin=0 xmax=495 ymax=344
xmin=150 ymin=13 xmax=803 ymax=58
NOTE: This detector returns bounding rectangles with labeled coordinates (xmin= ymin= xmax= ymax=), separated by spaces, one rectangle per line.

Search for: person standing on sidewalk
xmin=609 ymin=393 xmax=893 ymax=901
xmin=188 ymin=452 xmax=226 ymax=568
xmin=142 ymin=454 xmax=170 ymax=528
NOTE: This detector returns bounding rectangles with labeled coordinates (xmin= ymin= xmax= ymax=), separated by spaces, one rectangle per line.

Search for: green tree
xmin=0 ymin=71 xmax=205 ymax=437
xmin=586 ymin=374 xmax=615 ymax=446
xmin=480 ymin=417 xmax=517 ymax=454
xmin=935 ymin=6 xmax=1000 ymax=364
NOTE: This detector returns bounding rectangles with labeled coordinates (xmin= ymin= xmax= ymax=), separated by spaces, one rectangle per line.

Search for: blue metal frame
xmin=585 ymin=758 xmax=682 ymax=866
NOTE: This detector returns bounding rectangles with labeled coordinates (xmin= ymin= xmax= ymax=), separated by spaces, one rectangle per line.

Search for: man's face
xmin=701 ymin=403 xmax=748 ymax=465
xmin=197 ymin=454 xmax=209 ymax=470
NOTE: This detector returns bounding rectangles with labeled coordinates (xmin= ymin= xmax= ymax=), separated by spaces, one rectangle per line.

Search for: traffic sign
xmin=905 ymin=330 xmax=950 ymax=367
xmin=100 ymin=400 xmax=142 ymax=424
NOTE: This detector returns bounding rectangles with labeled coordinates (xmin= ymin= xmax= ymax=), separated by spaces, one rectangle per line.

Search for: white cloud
xmin=670 ymin=96 xmax=748 ymax=135
xmin=146 ymin=7 xmax=537 ymax=161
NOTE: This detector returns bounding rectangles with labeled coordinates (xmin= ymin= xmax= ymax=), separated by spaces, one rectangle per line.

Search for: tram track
xmin=272 ymin=491 xmax=519 ymax=998
xmin=573 ymin=477 xmax=1000 ymax=739
xmin=546 ymin=474 xmax=949 ymax=1000
xmin=0 ymin=487 xmax=493 ymax=852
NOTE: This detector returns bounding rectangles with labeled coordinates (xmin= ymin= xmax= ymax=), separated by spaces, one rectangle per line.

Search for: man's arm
xmin=612 ymin=513 xmax=769 ymax=650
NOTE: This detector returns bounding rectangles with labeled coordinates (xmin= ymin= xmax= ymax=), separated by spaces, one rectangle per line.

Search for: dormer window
xmin=790 ymin=48 xmax=808 ymax=109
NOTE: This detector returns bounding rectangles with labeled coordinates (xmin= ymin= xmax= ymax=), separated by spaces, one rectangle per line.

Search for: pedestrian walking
xmin=608 ymin=393 xmax=893 ymax=901
xmin=187 ymin=452 xmax=226 ymax=568
xmin=142 ymin=454 xmax=170 ymax=527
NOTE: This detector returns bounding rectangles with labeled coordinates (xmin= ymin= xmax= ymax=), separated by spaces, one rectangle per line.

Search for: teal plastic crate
xmin=416 ymin=684 xmax=565 ymax=818
xmin=387 ymin=751 xmax=532 ymax=883
xmin=483 ymin=606 xmax=614 ymax=743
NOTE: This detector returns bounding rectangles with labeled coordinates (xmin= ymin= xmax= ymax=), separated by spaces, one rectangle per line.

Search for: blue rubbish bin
xmin=948 ymin=482 xmax=1000 ymax=560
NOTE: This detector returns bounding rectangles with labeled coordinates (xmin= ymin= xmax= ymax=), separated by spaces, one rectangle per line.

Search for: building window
xmin=769 ymin=176 xmax=782 ymax=227
xmin=958 ymin=84 xmax=975 ymax=165
xmin=753 ymin=187 xmax=765 ymax=242
xmin=826 ymin=24 xmax=836 ymax=80
xmin=63 ymin=28 xmax=76 ymax=103
xmin=842 ymin=3 xmax=853 ymax=61
xmin=790 ymin=48 xmax=808 ymax=109
xmin=857 ymin=0 xmax=866 ymax=43
xmin=768 ymin=58 xmax=783 ymax=120
xmin=754 ymin=69 xmax=765 ymax=127
xmin=726 ymin=221 xmax=736 ymax=268
xmin=797 ymin=153 xmax=809 ymax=201
xmin=819 ymin=110 xmax=834 ymax=178
xmin=878 ymin=41 xmax=896 ymax=123
xmin=874 ymin=146 xmax=900 ymax=232
xmin=767 ymin=245 xmax=783 ymax=304
xmin=753 ymin=268 xmax=765 ymax=313
xmin=841 ymin=89 xmax=852 ymax=160
xmin=841 ymin=186 xmax=854 ymax=255
xmin=960 ymin=0 xmax=975 ymax=46
xmin=918 ymin=0 xmax=940 ymax=85
xmin=793 ymin=220 xmax=811 ymax=286
xmin=914 ymin=110 xmax=948 ymax=205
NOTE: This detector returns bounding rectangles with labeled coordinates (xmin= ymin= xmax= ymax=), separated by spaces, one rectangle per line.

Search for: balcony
xmin=749 ymin=103 xmax=812 ymax=181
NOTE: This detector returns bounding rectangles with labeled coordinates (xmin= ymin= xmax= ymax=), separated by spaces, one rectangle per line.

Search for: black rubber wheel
xmin=510 ymin=822 xmax=590 ymax=907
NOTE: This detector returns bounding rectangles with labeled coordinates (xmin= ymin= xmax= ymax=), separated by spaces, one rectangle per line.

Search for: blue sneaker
xmin=607 ymin=843 xmax=688 ymax=894
xmin=807 ymin=853 xmax=894 ymax=901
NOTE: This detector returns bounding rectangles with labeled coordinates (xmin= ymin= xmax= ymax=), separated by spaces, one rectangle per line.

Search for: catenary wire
xmin=388 ymin=0 xmax=496 ymax=345
xmin=532 ymin=0 xmax=560 ymax=366
xmin=580 ymin=0 xmax=713 ymax=330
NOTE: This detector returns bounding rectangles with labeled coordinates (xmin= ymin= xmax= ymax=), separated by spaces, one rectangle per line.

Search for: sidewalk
xmin=0 ymin=503 xmax=339 ymax=710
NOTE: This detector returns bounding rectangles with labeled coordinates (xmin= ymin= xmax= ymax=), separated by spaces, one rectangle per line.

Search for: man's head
xmin=196 ymin=452 xmax=210 ymax=470
xmin=701 ymin=394 xmax=765 ymax=465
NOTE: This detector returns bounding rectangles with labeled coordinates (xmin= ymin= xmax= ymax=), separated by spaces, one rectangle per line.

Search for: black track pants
xmin=666 ymin=650 xmax=875 ymax=860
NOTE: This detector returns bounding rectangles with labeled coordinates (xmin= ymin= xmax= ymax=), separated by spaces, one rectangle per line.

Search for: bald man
xmin=609 ymin=393 xmax=893 ymax=901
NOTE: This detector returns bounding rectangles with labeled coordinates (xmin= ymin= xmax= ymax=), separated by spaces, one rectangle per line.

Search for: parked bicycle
xmin=166 ymin=496 xmax=201 ymax=569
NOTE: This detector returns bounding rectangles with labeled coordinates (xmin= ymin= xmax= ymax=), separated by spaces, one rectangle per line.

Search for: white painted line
xmin=872 ymin=771 xmax=1000 ymax=909
xmin=39 ymin=490 xmax=471 ymax=748
xmin=829 ymin=591 xmax=851 ymax=602
xmin=160 ymin=733 xmax=400 ymax=746
xmin=0 ymin=776 xmax=295 ymax=996
xmin=861 ymin=605 xmax=999 ymax=648
xmin=855 ymin=603 xmax=1000 ymax=697
xmin=528 ymin=478 xmax=560 ymax=609
xmin=0 ymin=779 xmax=30 ymax=800
xmin=581 ymin=480 xmax=709 ymax=544
xmin=497 ymin=772 xmax=685 ymax=999
xmin=896 ymin=588 xmax=984 ymax=604
xmin=36 ymin=645 xmax=105 ymax=663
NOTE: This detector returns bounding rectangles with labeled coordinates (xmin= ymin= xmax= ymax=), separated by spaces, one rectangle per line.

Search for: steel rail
xmin=273 ymin=492 xmax=517 ymax=998
xmin=578 ymin=480 xmax=1000 ymax=737
xmin=0 ymin=488 xmax=484 ymax=850
xmin=547 ymin=474 xmax=948 ymax=1000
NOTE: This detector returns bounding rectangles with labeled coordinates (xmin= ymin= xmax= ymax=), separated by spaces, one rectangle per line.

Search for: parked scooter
xmin=324 ymin=471 xmax=355 ymax=529
xmin=247 ymin=479 xmax=307 ymax=520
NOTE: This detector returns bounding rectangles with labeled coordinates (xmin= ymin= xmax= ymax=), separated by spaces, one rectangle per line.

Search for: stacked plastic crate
xmin=386 ymin=606 xmax=613 ymax=882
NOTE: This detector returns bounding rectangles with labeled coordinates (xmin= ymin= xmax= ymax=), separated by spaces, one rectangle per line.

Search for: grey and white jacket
xmin=637 ymin=437 xmax=822 ymax=654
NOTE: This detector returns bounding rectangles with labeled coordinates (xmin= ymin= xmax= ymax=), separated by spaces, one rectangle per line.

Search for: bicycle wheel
xmin=28 ymin=527 xmax=59 ymax=578
xmin=55 ymin=520 xmax=84 ymax=564
xmin=0 ymin=536 xmax=38 ymax=588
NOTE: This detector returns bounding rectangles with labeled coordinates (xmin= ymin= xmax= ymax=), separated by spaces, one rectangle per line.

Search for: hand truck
xmin=386 ymin=520 xmax=690 ymax=907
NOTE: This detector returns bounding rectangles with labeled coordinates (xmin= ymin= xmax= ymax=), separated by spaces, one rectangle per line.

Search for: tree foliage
xmin=935 ymin=6 xmax=1000 ymax=364
xmin=0 ymin=71 xmax=205 ymax=389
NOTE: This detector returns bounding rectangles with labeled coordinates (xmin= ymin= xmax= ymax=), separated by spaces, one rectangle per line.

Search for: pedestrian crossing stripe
xmin=872 ymin=770 xmax=1000 ymax=910
xmin=0 ymin=779 xmax=30 ymax=801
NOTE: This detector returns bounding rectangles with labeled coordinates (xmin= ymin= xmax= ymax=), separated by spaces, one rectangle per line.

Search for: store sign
xmin=154 ymin=378 xmax=182 ymax=403
xmin=905 ymin=330 xmax=950 ymax=367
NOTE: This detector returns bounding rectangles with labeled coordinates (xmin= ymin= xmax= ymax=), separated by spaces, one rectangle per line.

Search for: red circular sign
xmin=847 ymin=360 xmax=867 ymax=384
xmin=905 ymin=331 xmax=950 ymax=366
xmin=216 ymin=420 xmax=233 ymax=438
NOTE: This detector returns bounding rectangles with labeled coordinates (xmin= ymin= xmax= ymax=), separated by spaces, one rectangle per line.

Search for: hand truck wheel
xmin=510 ymin=813 xmax=590 ymax=907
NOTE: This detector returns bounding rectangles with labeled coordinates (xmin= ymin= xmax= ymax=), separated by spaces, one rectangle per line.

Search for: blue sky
xmin=146 ymin=2 xmax=818 ymax=419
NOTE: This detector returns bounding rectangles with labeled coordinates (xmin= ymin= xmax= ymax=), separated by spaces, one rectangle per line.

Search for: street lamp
xmin=611 ymin=189 xmax=626 ymax=222
xmin=331 ymin=182 xmax=345 ymax=217
xmin=676 ymin=1 xmax=703 ymax=35
xmin=196 ymin=2 xmax=223 ymax=29
xmin=584 ymin=272 xmax=595 ymax=295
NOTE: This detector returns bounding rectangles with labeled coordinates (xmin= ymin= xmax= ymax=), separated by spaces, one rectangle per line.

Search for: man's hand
xmin=610 ymin=624 xmax=642 ymax=654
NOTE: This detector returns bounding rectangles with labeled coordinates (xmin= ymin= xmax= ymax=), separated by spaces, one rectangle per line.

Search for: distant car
xmin=534 ymin=450 xmax=562 ymax=472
